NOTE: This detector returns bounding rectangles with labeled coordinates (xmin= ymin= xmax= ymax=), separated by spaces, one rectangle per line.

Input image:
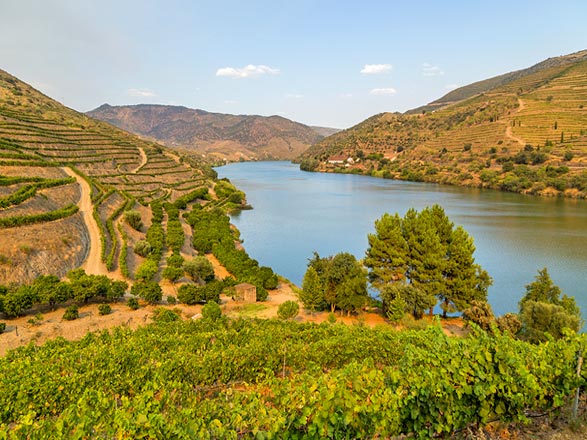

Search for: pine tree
xmin=442 ymin=226 xmax=491 ymax=316
xmin=364 ymin=213 xmax=408 ymax=289
xmin=300 ymin=266 xmax=325 ymax=314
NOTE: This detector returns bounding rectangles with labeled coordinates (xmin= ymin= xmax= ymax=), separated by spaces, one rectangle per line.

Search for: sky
xmin=0 ymin=0 xmax=586 ymax=128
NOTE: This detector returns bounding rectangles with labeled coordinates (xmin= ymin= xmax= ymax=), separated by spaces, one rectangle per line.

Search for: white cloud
xmin=339 ymin=93 xmax=353 ymax=99
xmin=422 ymin=63 xmax=444 ymax=76
xmin=285 ymin=93 xmax=303 ymax=99
xmin=223 ymin=100 xmax=238 ymax=104
xmin=445 ymin=84 xmax=459 ymax=90
xmin=126 ymin=88 xmax=156 ymax=97
xmin=370 ymin=88 xmax=397 ymax=96
xmin=361 ymin=64 xmax=392 ymax=74
xmin=216 ymin=64 xmax=280 ymax=79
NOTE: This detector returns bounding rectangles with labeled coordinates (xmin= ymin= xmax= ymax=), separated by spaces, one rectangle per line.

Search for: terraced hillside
xmin=87 ymin=104 xmax=326 ymax=161
xmin=300 ymin=50 xmax=587 ymax=198
xmin=0 ymin=69 xmax=220 ymax=283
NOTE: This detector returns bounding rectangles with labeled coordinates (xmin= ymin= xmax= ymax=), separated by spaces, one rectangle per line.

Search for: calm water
xmin=217 ymin=161 xmax=587 ymax=317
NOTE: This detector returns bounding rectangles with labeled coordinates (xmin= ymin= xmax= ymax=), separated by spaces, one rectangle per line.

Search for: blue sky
xmin=0 ymin=0 xmax=585 ymax=128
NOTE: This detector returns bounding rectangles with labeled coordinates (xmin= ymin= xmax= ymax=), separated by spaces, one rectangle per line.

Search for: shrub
xmin=131 ymin=281 xmax=162 ymax=304
xmin=152 ymin=307 xmax=181 ymax=323
xmin=135 ymin=260 xmax=158 ymax=281
xmin=277 ymin=300 xmax=299 ymax=320
xmin=202 ymin=302 xmax=222 ymax=321
xmin=63 ymin=305 xmax=79 ymax=321
xmin=134 ymin=240 xmax=152 ymax=257
xmin=0 ymin=322 xmax=6 ymax=333
xmin=183 ymin=257 xmax=215 ymax=282
xmin=98 ymin=304 xmax=112 ymax=315
xmin=127 ymin=297 xmax=140 ymax=310
xmin=124 ymin=210 xmax=143 ymax=231
xmin=162 ymin=266 xmax=183 ymax=283
xmin=167 ymin=295 xmax=177 ymax=305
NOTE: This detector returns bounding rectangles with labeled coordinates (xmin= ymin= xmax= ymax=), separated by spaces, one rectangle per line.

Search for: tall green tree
xmin=364 ymin=213 xmax=408 ymax=288
xmin=441 ymin=226 xmax=491 ymax=316
xmin=519 ymin=268 xmax=581 ymax=342
xmin=300 ymin=266 xmax=325 ymax=313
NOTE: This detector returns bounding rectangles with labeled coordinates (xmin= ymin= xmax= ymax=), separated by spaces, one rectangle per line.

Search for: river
xmin=217 ymin=161 xmax=587 ymax=318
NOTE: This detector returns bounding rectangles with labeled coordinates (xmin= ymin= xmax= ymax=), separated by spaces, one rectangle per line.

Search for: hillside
xmin=87 ymin=104 xmax=326 ymax=161
xmin=300 ymin=50 xmax=587 ymax=198
xmin=0 ymin=68 xmax=217 ymax=283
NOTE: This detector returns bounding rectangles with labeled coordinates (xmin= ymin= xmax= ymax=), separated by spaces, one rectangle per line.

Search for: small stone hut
xmin=234 ymin=283 xmax=257 ymax=303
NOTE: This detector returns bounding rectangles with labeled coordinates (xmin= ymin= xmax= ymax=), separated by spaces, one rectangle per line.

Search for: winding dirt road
xmin=63 ymin=167 xmax=107 ymax=276
xmin=130 ymin=147 xmax=147 ymax=174
xmin=505 ymin=98 xmax=527 ymax=146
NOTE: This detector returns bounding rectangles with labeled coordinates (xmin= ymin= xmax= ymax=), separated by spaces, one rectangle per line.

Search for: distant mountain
xmin=299 ymin=50 xmax=587 ymax=198
xmin=87 ymin=104 xmax=328 ymax=161
xmin=311 ymin=126 xmax=341 ymax=137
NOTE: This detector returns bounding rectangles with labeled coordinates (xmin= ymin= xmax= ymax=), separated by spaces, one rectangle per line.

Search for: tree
xmin=133 ymin=240 xmax=152 ymax=257
xmin=300 ymin=266 xmax=325 ymax=313
xmin=364 ymin=213 xmax=408 ymax=288
xmin=31 ymin=275 xmax=72 ymax=310
xmin=131 ymin=281 xmax=162 ymax=304
xmin=309 ymin=252 xmax=368 ymax=314
xmin=202 ymin=301 xmax=222 ymax=321
xmin=441 ymin=226 xmax=491 ymax=316
xmin=277 ymin=300 xmax=299 ymax=320
xmin=163 ymin=266 xmax=183 ymax=284
xmin=2 ymin=285 xmax=36 ymax=318
xmin=365 ymin=205 xmax=492 ymax=318
xmin=183 ymin=256 xmax=215 ymax=283
xmin=124 ymin=210 xmax=143 ymax=231
xmin=518 ymin=268 xmax=581 ymax=342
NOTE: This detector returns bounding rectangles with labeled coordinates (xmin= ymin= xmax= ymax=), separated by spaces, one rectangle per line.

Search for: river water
xmin=217 ymin=161 xmax=587 ymax=318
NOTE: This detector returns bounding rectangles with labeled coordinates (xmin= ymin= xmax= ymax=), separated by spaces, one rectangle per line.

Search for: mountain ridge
xmin=299 ymin=50 xmax=587 ymax=198
xmin=87 ymin=104 xmax=334 ymax=161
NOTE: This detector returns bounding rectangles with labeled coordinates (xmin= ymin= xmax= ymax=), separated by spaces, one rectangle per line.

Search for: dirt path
xmin=206 ymin=254 xmax=232 ymax=279
xmin=63 ymin=167 xmax=108 ymax=276
xmin=130 ymin=147 xmax=147 ymax=174
xmin=505 ymin=98 xmax=527 ymax=146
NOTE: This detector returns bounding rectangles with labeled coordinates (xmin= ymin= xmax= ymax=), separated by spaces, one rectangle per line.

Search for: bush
xmin=183 ymin=257 xmax=215 ymax=282
xmin=0 ymin=322 xmax=5 ymax=333
xmin=127 ymin=297 xmax=140 ymax=310
xmin=152 ymin=307 xmax=181 ymax=323
xmin=124 ymin=210 xmax=143 ymax=231
xmin=134 ymin=240 xmax=152 ymax=257
xmin=98 ymin=304 xmax=112 ymax=315
xmin=277 ymin=301 xmax=299 ymax=320
xmin=135 ymin=260 xmax=158 ymax=281
xmin=131 ymin=281 xmax=162 ymax=304
xmin=177 ymin=281 xmax=223 ymax=305
xmin=167 ymin=295 xmax=177 ymax=305
xmin=202 ymin=301 xmax=222 ymax=321
xmin=162 ymin=266 xmax=183 ymax=283
xmin=63 ymin=305 xmax=79 ymax=321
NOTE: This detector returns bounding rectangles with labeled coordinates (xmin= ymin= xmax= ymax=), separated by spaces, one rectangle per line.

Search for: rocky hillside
xmin=87 ymin=104 xmax=326 ymax=161
xmin=0 ymin=69 xmax=215 ymax=283
xmin=300 ymin=50 xmax=587 ymax=198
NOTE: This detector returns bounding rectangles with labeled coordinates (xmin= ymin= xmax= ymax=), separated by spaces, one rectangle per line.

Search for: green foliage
xmin=1 ymin=285 xmax=36 ymax=318
xmin=277 ymin=300 xmax=299 ymax=320
xmin=201 ymin=301 xmax=222 ymax=321
xmin=151 ymin=307 xmax=181 ymax=323
xmin=30 ymin=275 xmax=72 ymax=309
xmin=300 ymin=266 xmax=326 ymax=313
xmin=299 ymin=158 xmax=319 ymax=172
xmin=0 ymin=322 xmax=5 ymax=333
xmin=123 ymin=210 xmax=143 ymax=231
xmin=177 ymin=281 xmax=223 ymax=305
xmin=62 ymin=305 xmax=79 ymax=321
xmin=166 ymin=253 xmax=184 ymax=269
xmin=162 ymin=266 xmax=183 ymax=283
xmin=307 ymin=252 xmax=368 ymax=314
xmin=0 ymin=319 xmax=583 ymax=438
xmin=127 ymin=297 xmax=140 ymax=310
xmin=183 ymin=256 xmax=215 ymax=283
xmin=98 ymin=304 xmax=111 ymax=316
xmin=386 ymin=295 xmax=407 ymax=323
xmin=166 ymin=295 xmax=177 ymax=305
xmin=0 ymin=203 xmax=78 ymax=229
xmin=131 ymin=281 xmax=162 ymax=305
xmin=518 ymin=268 xmax=581 ymax=342
xmin=365 ymin=205 xmax=491 ymax=318
xmin=134 ymin=260 xmax=158 ymax=281
xmin=133 ymin=239 xmax=152 ymax=257
xmin=164 ymin=203 xmax=184 ymax=253
xmin=187 ymin=208 xmax=278 ymax=298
